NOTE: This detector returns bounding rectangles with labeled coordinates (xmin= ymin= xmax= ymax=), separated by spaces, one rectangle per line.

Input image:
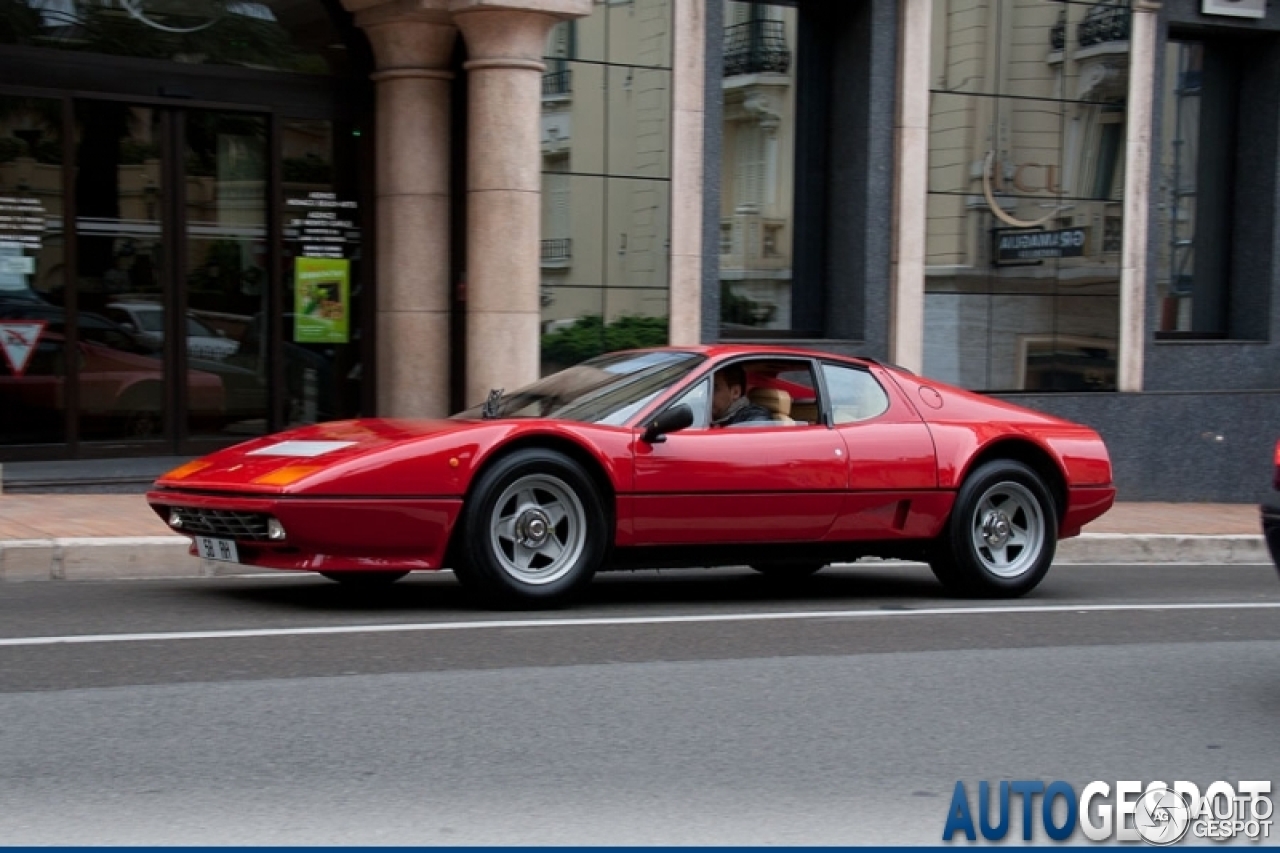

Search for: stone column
xmin=344 ymin=0 xmax=457 ymax=417
xmin=452 ymin=0 xmax=592 ymax=406
xmin=889 ymin=0 xmax=931 ymax=374
xmin=1118 ymin=0 xmax=1160 ymax=392
xmin=668 ymin=0 xmax=706 ymax=346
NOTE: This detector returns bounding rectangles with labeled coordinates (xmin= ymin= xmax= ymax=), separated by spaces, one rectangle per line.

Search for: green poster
xmin=294 ymin=258 xmax=350 ymax=343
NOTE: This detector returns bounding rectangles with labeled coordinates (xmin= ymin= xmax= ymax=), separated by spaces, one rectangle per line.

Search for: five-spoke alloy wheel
xmin=930 ymin=460 xmax=1057 ymax=597
xmin=455 ymin=448 xmax=607 ymax=607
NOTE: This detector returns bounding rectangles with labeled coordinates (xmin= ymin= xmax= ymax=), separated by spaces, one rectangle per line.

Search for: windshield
xmin=454 ymin=351 xmax=705 ymax=425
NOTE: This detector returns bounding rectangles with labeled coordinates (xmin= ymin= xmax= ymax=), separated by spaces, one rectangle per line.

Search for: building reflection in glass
xmin=539 ymin=0 xmax=673 ymax=373
xmin=924 ymin=0 xmax=1127 ymax=391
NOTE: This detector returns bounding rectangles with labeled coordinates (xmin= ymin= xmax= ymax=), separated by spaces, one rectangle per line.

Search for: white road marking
xmin=1 ymin=601 xmax=1278 ymax=648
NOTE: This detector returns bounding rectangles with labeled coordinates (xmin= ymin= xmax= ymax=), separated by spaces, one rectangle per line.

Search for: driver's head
xmin=712 ymin=364 xmax=748 ymax=419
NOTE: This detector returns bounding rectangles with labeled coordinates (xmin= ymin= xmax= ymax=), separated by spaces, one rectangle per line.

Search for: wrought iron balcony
xmin=541 ymin=238 xmax=572 ymax=262
xmin=1050 ymin=8 xmax=1066 ymax=51
xmin=723 ymin=20 xmax=791 ymax=77
xmin=542 ymin=68 xmax=572 ymax=97
xmin=1078 ymin=0 xmax=1130 ymax=48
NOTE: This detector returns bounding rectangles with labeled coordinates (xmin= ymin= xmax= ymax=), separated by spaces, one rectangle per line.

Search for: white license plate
xmin=195 ymin=536 xmax=240 ymax=563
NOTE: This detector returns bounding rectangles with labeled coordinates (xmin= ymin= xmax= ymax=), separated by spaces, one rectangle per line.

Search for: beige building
xmin=4 ymin=0 xmax=1280 ymax=501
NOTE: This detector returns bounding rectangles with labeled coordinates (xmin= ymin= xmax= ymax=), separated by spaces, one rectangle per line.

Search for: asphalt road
xmin=2 ymin=562 xmax=1278 ymax=844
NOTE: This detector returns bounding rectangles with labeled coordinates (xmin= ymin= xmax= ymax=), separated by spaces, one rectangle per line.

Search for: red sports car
xmin=147 ymin=346 xmax=1115 ymax=606
xmin=1261 ymin=438 xmax=1280 ymax=578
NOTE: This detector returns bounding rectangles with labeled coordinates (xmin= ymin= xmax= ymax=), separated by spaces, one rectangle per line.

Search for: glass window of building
xmin=2 ymin=0 xmax=349 ymax=74
xmin=539 ymin=0 xmax=673 ymax=373
xmin=1153 ymin=38 xmax=1245 ymax=339
xmin=923 ymin=0 xmax=1128 ymax=391
xmin=0 ymin=1 xmax=367 ymax=461
xmin=719 ymin=0 xmax=799 ymax=336
xmin=0 ymin=95 xmax=67 ymax=447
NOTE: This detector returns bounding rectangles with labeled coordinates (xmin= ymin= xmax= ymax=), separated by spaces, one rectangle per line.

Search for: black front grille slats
xmin=171 ymin=508 xmax=270 ymax=541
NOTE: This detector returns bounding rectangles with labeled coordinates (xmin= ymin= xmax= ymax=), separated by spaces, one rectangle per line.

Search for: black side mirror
xmin=641 ymin=404 xmax=694 ymax=444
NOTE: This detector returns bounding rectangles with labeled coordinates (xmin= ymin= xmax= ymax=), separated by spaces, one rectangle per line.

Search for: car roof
xmin=625 ymin=344 xmax=892 ymax=371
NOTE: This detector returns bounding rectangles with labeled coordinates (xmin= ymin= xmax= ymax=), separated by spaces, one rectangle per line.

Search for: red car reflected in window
xmin=0 ymin=330 xmax=225 ymax=440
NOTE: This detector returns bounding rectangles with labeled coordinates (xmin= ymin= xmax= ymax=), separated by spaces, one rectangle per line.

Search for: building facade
xmin=707 ymin=0 xmax=1280 ymax=502
xmin=2 ymin=0 xmax=1278 ymax=501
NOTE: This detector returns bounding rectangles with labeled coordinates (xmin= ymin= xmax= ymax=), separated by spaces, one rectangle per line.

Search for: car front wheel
xmin=930 ymin=460 xmax=1057 ymax=598
xmin=454 ymin=448 xmax=607 ymax=608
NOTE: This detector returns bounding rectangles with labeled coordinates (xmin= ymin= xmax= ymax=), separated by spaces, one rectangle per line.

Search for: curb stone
xmin=0 ymin=533 xmax=1270 ymax=581
xmin=1055 ymin=533 xmax=1269 ymax=565
xmin=0 ymin=537 xmax=263 ymax=581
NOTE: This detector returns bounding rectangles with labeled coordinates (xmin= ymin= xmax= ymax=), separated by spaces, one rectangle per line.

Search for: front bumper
xmin=1262 ymin=501 xmax=1280 ymax=576
xmin=147 ymin=490 xmax=463 ymax=572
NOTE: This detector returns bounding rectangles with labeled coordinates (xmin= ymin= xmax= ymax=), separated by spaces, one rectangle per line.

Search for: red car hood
xmin=154 ymin=418 xmax=481 ymax=495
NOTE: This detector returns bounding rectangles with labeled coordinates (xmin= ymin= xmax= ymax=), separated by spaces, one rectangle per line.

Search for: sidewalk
xmin=0 ymin=493 xmax=1268 ymax=581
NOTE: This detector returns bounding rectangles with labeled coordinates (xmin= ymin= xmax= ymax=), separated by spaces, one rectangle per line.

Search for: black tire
xmin=453 ymin=448 xmax=607 ymax=608
xmin=930 ymin=460 xmax=1057 ymax=598
xmin=320 ymin=570 xmax=409 ymax=586
xmin=749 ymin=562 xmax=826 ymax=579
xmin=116 ymin=383 xmax=163 ymax=439
xmin=121 ymin=410 xmax=161 ymax=439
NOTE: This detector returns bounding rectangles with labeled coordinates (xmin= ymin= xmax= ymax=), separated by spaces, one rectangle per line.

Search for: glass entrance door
xmin=74 ymin=102 xmax=271 ymax=449
xmin=1 ymin=88 xmax=366 ymax=462
xmin=178 ymin=110 xmax=270 ymax=442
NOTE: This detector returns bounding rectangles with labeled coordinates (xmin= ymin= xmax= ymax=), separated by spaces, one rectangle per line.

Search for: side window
xmin=822 ymin=364 xmax=890 ymax=424
xmin=665 ymin=377 xmax=711 ymax=429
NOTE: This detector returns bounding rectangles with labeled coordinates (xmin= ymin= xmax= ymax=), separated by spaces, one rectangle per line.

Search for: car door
xmin=630 ymin=362 xmax=848 ymax=544
xmin=819 ymin=362 xmax=941 ymax=540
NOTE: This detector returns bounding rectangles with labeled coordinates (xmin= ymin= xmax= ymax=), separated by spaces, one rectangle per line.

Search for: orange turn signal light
xmin=252 ymin=465 xmax=322 ymax=487
xmin=163 ymin=460 xmax=212 ymax=480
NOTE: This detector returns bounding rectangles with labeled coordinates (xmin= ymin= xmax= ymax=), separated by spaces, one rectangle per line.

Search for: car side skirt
xmin=605 ymin=541 xmax=936 ymax=571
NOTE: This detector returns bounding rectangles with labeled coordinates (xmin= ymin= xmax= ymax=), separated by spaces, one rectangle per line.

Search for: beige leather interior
xmin=790 ymin=401 xmax=818 ymax=424
xmin=747 ymin=387 xmax=796 ymax=425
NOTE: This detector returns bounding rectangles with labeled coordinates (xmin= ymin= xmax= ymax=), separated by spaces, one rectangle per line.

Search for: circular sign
xmin=120 ymin=0 xmax=226 ymax=34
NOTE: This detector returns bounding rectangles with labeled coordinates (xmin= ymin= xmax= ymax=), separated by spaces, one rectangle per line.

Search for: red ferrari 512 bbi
xmin=147 ymin=346 xmax=1115 ymax=607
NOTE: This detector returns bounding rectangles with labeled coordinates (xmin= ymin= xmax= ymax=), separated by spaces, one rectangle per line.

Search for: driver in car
xmin=711 ymin=364 xmax=773 ymax=427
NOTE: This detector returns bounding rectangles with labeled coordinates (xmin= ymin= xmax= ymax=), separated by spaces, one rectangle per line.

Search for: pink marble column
xmin=345 ymin=0 xmax=457 ymax=417
xmin=452 ymin=0 xmax=591 ymax=406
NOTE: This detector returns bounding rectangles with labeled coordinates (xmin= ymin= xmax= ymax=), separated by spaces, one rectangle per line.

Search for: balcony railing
xmin=541 ymin=238 xmax=572 ymax=262
xmin=723 ymin=20 xmax=791 ymax=77
xmin=542 ymin=68 xmax=573 ymax=97
xmin=1078 ymin=0 xmax=1130 ymax=48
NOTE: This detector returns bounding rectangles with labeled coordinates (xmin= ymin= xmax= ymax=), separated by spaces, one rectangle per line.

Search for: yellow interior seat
xmin=747 ymin=387 xmax=796 ymax=425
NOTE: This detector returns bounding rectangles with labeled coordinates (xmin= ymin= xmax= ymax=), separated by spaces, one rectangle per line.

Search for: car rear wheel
xmin=320 ymin=570 xmax=409 ymax=586
xmin=930 ymin=460 xmax=1057 ymax=598
xmin=454 ymin=448 xmax=607 ymax=608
